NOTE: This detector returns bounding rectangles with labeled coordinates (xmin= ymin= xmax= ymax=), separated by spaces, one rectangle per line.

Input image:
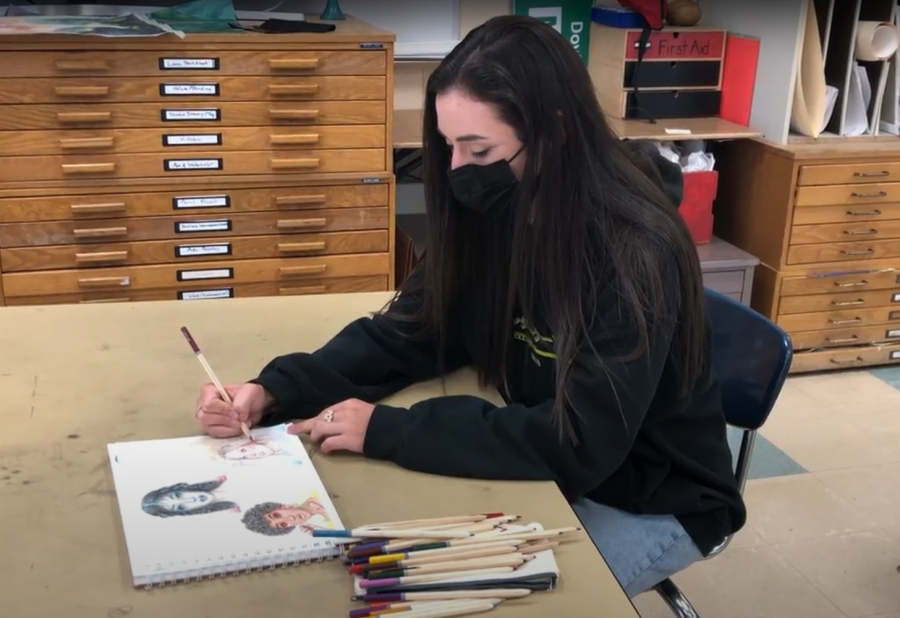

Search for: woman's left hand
xmin=287 ymin=398 xmax=375 ymax=454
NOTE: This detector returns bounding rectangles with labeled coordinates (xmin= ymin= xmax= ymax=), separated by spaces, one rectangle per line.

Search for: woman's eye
xmin=472 ymin=149 xmax=490 ymax=158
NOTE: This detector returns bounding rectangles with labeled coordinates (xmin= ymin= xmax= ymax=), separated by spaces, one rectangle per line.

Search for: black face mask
xmin=447 ymin=147 xmax=523 ymax=215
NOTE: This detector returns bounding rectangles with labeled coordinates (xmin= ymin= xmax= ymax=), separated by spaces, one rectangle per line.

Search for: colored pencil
xmin=357 ymin=513 xmax=506 ymax=529
xmin=519 ymin=540 xmax=560 ymax=555
xmin=372 ymin=599 xmax=501 ymax=618
xmin=180 ymin=326 xmax=250 ymax=439
xmin=359 ymin=566 xmax=514 ymax=589
xmin=349 ymin=600 xmax=504 ymax=618
xmin=352 ymin=589 xmax=532 ymax=603
xmin=350 ymin=544 xmax=523 ymax=573
xmin=314 ymin=528 xmax=476 ymax=540
xmin=362 ymin=554 xmax=534 ymax=579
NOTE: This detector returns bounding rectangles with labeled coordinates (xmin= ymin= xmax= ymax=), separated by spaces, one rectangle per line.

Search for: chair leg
xmin=654 ymin=578 xmax=700 ymax=618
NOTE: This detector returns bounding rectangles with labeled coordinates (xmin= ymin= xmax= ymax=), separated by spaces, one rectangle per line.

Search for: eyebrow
xmin=437 ymin=129 xmax=490 ymax=142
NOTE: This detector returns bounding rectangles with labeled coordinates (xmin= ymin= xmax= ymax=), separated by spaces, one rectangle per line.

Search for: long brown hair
xmin=389 ymin=15 xmax=709 ymax=441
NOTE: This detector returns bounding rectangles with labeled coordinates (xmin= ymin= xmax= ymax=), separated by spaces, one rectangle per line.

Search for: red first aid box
xmin=679 ymin=170 xmax=717 ymax=245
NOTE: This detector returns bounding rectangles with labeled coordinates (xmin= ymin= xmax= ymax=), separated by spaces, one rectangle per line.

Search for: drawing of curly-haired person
xmin=141 ymin=475 xmax=239 ymax=518
xmin=241 ymin=497 xmax=331 ymax=536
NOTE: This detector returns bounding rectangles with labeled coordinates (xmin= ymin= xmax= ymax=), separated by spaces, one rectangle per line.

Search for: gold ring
xmin=323 ymin=409 xmax=335 ymax=423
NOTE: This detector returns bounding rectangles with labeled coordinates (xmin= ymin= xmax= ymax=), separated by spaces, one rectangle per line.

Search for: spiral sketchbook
xmin=351 ymin=524 xmax=561 ymax=596
xmin=107 ymin=423 xmax=344 ymax=588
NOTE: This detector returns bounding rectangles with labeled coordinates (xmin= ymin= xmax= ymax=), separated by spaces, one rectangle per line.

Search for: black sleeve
xmin=361 ymin=283 xmax=677 ymax=499
xmin=252 ymin=269 xmax=469 ymax=425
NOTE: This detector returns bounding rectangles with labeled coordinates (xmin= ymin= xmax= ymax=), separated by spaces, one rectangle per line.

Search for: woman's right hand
xmin=195 ymin=382 xmax=271 ymax=438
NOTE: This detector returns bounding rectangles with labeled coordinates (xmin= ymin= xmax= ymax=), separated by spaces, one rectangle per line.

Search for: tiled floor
xmin=634 ymin=367 xmax=900 ymax=618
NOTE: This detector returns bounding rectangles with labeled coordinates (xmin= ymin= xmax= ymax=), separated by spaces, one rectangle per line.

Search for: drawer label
xmin=176 ymin=242 xmax=232 ymax=258
xmin=887 ymin=329 xmax=900 ymax=338
xmin=160 ymin=83 xmax=220 ymax=96
xmin=164 ymin=158 xmax=223 ymax=172
xmin=161 ymin=108 xmax=221 ymax=122
xmin=178 ymin=288 xmax=234 ymax=301
xmin=893 ymin=292 xmax=900 ymax=303
xmin=164 ymin=133 xmax=222 ymax=147
xmin=173 ymin=195 xmax=230 ymax=209
xmin=175 ymin=219 xmax=232 ymax=233
xmin=892 ymin=350 xmax=900 ymax=360
xmin=177 ymin=267 xmax=234 ymax=282
xmin=160 ymin=58 xmax=220 ymax=70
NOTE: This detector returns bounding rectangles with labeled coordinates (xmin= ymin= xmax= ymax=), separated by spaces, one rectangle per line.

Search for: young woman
xmin=194 ymin=15 xmax=745 ymax=597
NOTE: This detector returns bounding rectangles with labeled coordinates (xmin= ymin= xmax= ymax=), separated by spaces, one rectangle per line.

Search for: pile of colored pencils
xmin=311 ymin=512 xmax=581 ymax=618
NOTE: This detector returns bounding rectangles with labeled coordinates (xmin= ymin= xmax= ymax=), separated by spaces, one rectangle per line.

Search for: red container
xmin=679 ymin=170 xmax=717 ymax=245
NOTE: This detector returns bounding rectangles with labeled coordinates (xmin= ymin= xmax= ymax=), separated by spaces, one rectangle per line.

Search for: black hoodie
xmin=253 ymin=145 xmax=746 ymax=556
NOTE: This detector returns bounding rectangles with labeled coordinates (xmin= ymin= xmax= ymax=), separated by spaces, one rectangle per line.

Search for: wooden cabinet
xmin=0 ymin=16 xmax=396 ymax=307
xmin=714 ymin=139 xmax=900 ymax=372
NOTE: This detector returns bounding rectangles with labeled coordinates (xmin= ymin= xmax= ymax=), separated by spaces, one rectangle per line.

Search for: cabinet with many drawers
xmin=714 ymin=139 xmax=900 ymax=373
xmin=0 ymin=16 xmax=396 ymax=306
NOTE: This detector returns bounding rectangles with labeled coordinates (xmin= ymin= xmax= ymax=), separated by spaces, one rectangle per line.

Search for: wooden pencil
xmin=180 ymin=326 xmax=250 ymax=439
xmin=359 ymin=566 xmax=514 ymax=589
xmin=377 ymin=599 xmax=501 ymax=618
xmin=351 ymin=588 xmax=532 ymax=603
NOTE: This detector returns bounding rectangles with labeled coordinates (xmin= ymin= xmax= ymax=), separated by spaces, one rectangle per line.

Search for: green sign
xmin=512 ymin=0 xmax=593 ymax=63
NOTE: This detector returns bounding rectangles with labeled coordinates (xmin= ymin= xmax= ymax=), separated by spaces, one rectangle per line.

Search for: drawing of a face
xmin=216 ymin=439 xmax=283 ymax=461
xmin=142 ymin=477 xmax=238 ymax=518
xmin=241 ymin=500 xmax=331 ymax=536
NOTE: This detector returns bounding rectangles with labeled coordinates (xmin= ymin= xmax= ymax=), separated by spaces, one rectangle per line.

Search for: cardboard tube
xmin=855 ymin=21 xmax=900 ymax=61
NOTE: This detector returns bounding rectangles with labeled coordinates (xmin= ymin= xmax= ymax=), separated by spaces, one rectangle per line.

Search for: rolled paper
xmin=856 ymin=21 xmax=900 ymax=61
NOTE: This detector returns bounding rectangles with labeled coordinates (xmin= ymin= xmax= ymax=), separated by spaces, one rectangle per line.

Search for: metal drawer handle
xmin=279 ymin=264 xmax=328 ymax=277
xmin=829 ymin=356 xmax=865 ymax=365
xmin=840 ymin=249 xmax=875 ymax=256
xmin=55 ymin=86 xmax=109 ymax=97
xmin=75 ymin=250 xmax=129 ymax=264
xmin=834 ymin=280 xmax=868 ymax=288
xmin=826 ymin=336 xmax=859 ymax=343
xmin=275 ymin=194 xmax=327 ymax=206
xmin=56 ymin=111 xmax=112 ymax=124
xmin=843 ymin=229 xmax=878 ymax=236
xmin=70 ymin=202 xmax=126 ymax=214
xmin=271 ymin=158 xmax=320 ymax=170
xmin=850 ymin=191 xmax=887 ymax=198
xmin=60 ymin=137 xmax=115 ymax=151
xmin=829 ymin=317 xmax=863 ymax=325
xmin=54 ymin=59 xmax=109 ymax=72
xmin=73 ymin=226 xmax=127 ymax=239
xmin=853 ymin=171 xmax=889 ymax=177
xmin=270 ymin=133 xmax=320 ymax=146
xmin=831 ymin=299 xmax=865 ymax=306
xmin=269 ymin=58 xmax=320 ymax=70
xmin=279 ymin=285 xmax=328 ymax=295
xmin=846 ymin=209 xmax=882 ymax=216
xmin=77 ymin=276 xmax=131 ymax=288
xmin=278 ymin=241 xmax=327 ymax=253
xmin=277 ymin=218 xmax=327 ymax=230
xmin=62 ymin=162 xmax=116 ymax=175
xmin=269 ymin=109 xmax=320 ymax=121
xmin=269 ymin=84 xmax=320 ymax=95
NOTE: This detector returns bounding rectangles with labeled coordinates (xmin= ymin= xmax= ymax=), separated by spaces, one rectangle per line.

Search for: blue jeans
xmin=571 ymin=497 xmax=704 ymax=598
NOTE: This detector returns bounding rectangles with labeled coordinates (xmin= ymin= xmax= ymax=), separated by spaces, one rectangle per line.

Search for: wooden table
xmin=0 ymin=292 xmax=640 ymax=618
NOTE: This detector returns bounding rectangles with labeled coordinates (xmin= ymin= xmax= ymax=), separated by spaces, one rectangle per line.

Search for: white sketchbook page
xmin=108 ymin=424 xmax=344 ymax=586
xmin=352 ymin=524 xmax=561 ymax=596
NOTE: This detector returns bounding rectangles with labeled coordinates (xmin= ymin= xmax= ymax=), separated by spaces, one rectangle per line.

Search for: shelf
xmin=393 ymin=109 xmax=761 ymax=148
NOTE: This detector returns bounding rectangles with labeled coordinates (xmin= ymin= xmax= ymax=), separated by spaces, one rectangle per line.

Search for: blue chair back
xmin=705 ymin=289 xmax=793 ymax=431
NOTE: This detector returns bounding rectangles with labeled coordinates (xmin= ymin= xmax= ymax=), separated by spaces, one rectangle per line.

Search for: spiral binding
xmin=138 ymin=539 xmax=343 ymax=589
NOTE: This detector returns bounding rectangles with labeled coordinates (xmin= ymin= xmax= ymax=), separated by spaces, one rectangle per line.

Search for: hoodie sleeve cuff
xmin=249 ymin=373 xmax=314 ymax=426
xmin=362 ymin=404 xmax=410 ymax=460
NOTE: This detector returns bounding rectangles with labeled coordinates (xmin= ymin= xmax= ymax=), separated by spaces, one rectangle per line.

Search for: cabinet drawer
xmin=797 ymin=162 xmax=900 ymax=186
xmin=795 ymin=182 xmax=900 ymax=207
xmin=791 ymin=202 xmax=900 ymax=225
xmin=1 ymin=125 xmax=386 ymax=157
xmin=0 ymin=50 xmax=387 ymax=78
xmin=779 ymin=289 xmax=900 ymax=314
xmin=777 ymin=306 xmax=900 ymax=332
xmin=0 ymin=207 xmax=389 ymax=247
xmin=0 ymin=76 xmax=385 ymax=104
xmin=781 ymin=267 xmax=900 ymax=296
xmin=4 ymin=274 xmax=389 ymax=306
xmin=1 ymin=253 xmax=391 ymax=297
xmin=0 ymin=101 xmax=386 ymax=130
xmin=789 ymin=324 xmax=900 ymax=350
xmin=790 ymin=220 xmax=900 ymax=244
xmin=790 ymin=344 xmax=900 ymax=373
xmin=0 ymin=230 xmax=389 ymax=271
xmin=2 ymin=148 xmax=386 ymax=182
xmin=786 ymin=239 xmax=900 ymax=265
xmin=0 ymin=183 xmax=389 ymax=223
